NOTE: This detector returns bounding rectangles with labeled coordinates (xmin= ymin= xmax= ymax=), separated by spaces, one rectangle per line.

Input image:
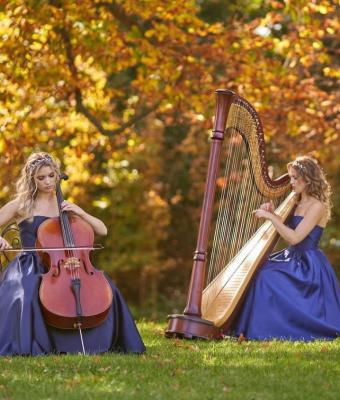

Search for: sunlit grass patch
xmin=1 ymin=321 xmax=340 ymax=400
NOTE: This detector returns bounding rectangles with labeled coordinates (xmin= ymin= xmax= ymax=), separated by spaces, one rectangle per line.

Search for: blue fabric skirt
xmin=0 ymin=252 xmax=145 ymax=355
xmin=231 ymin=246 xmax=340 ymax=341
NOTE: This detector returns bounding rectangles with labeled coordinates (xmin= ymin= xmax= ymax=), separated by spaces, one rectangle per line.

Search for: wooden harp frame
xmin=165 ymin=89 xmax=294 ymax=340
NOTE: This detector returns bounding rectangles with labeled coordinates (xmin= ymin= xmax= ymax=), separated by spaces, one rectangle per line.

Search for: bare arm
xmin=254 ymin=202 xmax=325 ymax=245
xmin=61 ymin=201 xmax=108 ymax=236
xmin=0 ymin=199 xmax=20 ymax=249
xmin=79 ymin=212 xmax=108 ymax=236
xmin=0 ymin=199 xmax=19 ymax=226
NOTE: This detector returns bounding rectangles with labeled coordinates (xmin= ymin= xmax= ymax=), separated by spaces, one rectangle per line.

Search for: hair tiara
xmin=26 ymin=154 xmax=54 ymax=173
xmin=291 ymin=160 xmax=307 ymax=173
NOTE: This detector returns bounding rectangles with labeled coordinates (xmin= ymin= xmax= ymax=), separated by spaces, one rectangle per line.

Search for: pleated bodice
xmin=18 ymin=215 xmax=50 ymax=248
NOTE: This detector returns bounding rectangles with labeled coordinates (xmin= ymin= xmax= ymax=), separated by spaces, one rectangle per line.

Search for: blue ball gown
xmin=231 ymin=215 xmax=340 ymax=341
xmin=0 ymin=216 xmax=146 ymax=355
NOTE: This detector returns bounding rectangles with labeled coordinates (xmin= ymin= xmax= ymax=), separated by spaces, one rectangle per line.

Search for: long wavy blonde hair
xmin=14 ymin=152 xmax=60 ymax=218
xmin=287 ymin=156 xmax=332 ymax=221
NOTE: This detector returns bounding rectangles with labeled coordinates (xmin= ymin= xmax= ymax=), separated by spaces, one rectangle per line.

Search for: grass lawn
xmin=1 ymin=321 xmax=340 ymax=400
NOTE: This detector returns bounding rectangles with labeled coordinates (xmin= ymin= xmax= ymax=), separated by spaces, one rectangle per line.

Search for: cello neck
xmin=56 ymin=176 xmax=75 ymax=248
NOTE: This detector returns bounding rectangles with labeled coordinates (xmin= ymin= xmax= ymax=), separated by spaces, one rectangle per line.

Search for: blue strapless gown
xmin=231 ymin=216 xmax=340 ymax=341
xmin=0 ymin=216 xmax=145 ymax=355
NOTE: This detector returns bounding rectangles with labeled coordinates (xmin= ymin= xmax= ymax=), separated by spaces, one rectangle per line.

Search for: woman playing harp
xmin=0 ymin=152 xmax=145 ymax=355
xmin=166 ymin=89 xmax=338 ymax=340
xmin=231 ymin=156 xmax=340 ymax=341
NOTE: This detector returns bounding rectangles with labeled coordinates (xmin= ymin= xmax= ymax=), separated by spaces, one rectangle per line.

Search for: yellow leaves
xmin=30 ymin=41 xmax=43 ymax=51
xmin=208 ymin=23 xmax=224 ymax=35
xmin=312 ymin=41 xmax=322 ymax=50
xmin=123 ymin=108 xmax=135 ymax=123
xmin=127 ymin=95 xmax=139 ymax=106
xmin=32 ymin=29 xmax=49 ymax=44
xmin=144 ymin=29 xmax=155 ymax=39
xmin=29 ymin=25 xmax=52 ymax=52
xmin=300 ymin=55 xmax=312 ymax=67
xmin=0 ymin=54 xmax=8 ymax=63
xmin=324 ymin=132 xmax=338 ymax=145
xmin=195 ymin=114 xmax=205 ymax=122
xmin=75 ymin=55 xmax=107 ymax=90
xmin=0 ymin=14 xmax=20 ymax=47
xmin=274 ymin=38 xmax=290 ymax=53
xmin=305 ymin=1 xmax=336 ymax=16
xmin=299 ymin=124 xmax=310 ymax=133
xmin=93 ymin=176 xmax=102 ymax=185
xmin=323 ymin=67 xmax=340 ymax=78
xmin=315 ymin=5 xmax=328 ymax=15
xmin=147 ymin=190 xmax=167 ymax=209
xmin=92 ymin=198 xmax=110 ymax=209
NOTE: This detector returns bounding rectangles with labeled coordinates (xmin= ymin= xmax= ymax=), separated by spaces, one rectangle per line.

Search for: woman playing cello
xmin=0 ymin=152 xmax=145 ymax=355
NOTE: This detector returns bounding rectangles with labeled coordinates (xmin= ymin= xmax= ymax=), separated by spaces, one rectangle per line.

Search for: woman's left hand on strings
xmin=61 ymin=201 xmax=86 ymax=217
xmin=253 ymin=208 xmax=273 ymax=220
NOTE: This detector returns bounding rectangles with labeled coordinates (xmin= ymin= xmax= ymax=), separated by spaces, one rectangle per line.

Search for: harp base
xmin=165 ymin=314 xmax=222 ymax=340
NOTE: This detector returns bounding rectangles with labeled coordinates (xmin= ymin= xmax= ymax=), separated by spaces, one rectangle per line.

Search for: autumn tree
xmin=0 ymin=0 xmax=338 ymax=315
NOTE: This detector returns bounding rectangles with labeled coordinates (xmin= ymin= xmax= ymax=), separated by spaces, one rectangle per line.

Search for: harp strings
xmin=208 ymin=127 xmax=245 ymax=283
xmin=206 ymin=98 xmax=285 ymax=289
xmin=207 ymin=137 xmax=264 ymax=286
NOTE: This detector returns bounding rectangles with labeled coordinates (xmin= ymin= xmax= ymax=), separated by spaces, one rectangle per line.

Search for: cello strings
xmin=57 ymin=187 xmax=75 ymax=280
xmin=55 ymin=180 xmax=87 ymax=352
xmin=64 ymin=213 xmax=79 ymax=280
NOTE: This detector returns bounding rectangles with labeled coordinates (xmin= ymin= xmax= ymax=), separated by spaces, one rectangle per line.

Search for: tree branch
xmin=96 ymin=1 xmax=150 ymax=33
xmin=55 ymin=26 xmax=161 ymax=137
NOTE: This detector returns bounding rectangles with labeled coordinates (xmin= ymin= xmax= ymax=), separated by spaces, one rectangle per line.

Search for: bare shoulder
xmin=0 ymin=198 xmax=20 ymax=213
xmin=308 ymin=199 xmax=325 ymax=211
xmin=306 ymin=199 xmax=327 ymax=226
xmin=0 ymin=198 xmax=21 ymax=226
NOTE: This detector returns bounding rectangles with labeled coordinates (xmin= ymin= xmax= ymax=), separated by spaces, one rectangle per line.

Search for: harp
xmin=165 ymin=89 xmax=295 ymax=339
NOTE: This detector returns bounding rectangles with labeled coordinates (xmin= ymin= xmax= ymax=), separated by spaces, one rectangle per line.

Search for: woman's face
xmin=34 ymin=165 xmax=57 ymax=193
xmin=288 ymin=167 xmax=306 ymax=195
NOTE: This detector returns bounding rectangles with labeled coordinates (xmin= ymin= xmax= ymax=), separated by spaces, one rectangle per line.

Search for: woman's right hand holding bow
xmin=0 ymin=236 xmax=11 ymax=251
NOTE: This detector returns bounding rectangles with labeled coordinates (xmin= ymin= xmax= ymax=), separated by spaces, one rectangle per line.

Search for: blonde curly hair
xmin=287 ymin=156 xmax=332 ymax=221
xmin=14 ymin=152 xmax=60 ymax=218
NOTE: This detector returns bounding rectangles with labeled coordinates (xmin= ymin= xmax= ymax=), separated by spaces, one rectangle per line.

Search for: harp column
xmin=166 ymin=89 xmax=235 ymax=339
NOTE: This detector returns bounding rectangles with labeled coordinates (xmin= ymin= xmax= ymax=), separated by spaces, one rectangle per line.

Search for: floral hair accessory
xmin=26 ymin=154 xmax=53 ymax=173
xmin=291 ymin=161 xmax=307 ymax=173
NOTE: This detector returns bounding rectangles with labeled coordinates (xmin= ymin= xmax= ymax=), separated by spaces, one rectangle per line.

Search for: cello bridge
xmin=63 ymin=257 xmax=81 ymax=270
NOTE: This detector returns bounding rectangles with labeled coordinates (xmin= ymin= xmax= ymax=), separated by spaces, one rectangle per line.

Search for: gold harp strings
xmin=202 ymin=194 xmax=294 ymax=324
xmin=221 ymin=102 xmax=247 ymax=267
xmin=236 ymin=100 xmax=265 ymax=246
xmin=206 ymin=98 xmax=277 ymax=301
xmin=207 ymin=103 xmax=244 ymax=286
xmin=227 ymin=143 xmax=251 ymax=270
xmin=207 ymin=106 xmax=244 ymax=285
xmin=202 ymin=95 xmax=293 ymax=325
xmin=208 ymin=104 xmax=237 ymax=283
xmin=214 ymin=132 xmax=244 ymax=281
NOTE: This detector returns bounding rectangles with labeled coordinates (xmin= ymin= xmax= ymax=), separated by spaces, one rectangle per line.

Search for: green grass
xmin=1 ymin=321 xmax=340 ymax=400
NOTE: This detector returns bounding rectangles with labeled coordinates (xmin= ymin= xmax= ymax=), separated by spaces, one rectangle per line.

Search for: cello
xmin=37 ymin=173 xmax=113 ymax=352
